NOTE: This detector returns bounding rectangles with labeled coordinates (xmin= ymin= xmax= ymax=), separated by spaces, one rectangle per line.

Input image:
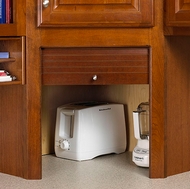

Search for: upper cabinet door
xmin=166 ymin=0 xmax=190 ymax=26
xmin=37 ymin=0 xmax=154 ymax=27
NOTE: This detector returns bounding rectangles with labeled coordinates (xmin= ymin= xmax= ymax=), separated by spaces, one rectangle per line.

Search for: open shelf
xmin=0 ymin=81 xmax=21 ymax=85
xmin=0 ymin=36 xmax=25 ymax=85
xmin=0 ymin=58 xmax=16 ymax=63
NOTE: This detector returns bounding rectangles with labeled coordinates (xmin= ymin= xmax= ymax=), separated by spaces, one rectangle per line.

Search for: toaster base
xmin=55 ymin=147 xmax=126 ymax=161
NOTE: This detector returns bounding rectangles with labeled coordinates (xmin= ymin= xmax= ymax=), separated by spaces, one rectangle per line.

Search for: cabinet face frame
xmin=38 ymin=0 xmax=154 ymax=27
xmin=166 ymin=0 xmax=190 ymax=26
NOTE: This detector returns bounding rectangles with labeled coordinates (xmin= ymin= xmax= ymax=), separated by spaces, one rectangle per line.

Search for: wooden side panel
xmin=0 ymin=86 xmax=26 ymax=177
xmin=165 ymin=37 xmax=190 ymax=176
xmin=42 ymin=47 xmax=149 ymax=85
xmin=25 ymin=0 xmax=42 ymax=179
xmin=149 ymin=0 xmax=166 ymax=178
xmin=38 ymin=0 xmax=154 ymax=27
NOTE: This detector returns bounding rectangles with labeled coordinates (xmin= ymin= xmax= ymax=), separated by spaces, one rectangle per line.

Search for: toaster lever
xmin=70 ymin=115 xmax=74 ymax=138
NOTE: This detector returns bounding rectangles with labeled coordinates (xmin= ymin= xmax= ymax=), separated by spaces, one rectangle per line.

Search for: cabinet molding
xmin=38 ymin=0 xmax=154 ymax=27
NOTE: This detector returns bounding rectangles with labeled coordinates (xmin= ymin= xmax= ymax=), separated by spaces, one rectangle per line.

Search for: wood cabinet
xmin=0 ymin=0 xmax=164 ymax=180
xmin=165 ymin=0 xmax=190 ymax=35
xmin=1 ymin=0 xmax=190 ymax=181
xmin=42 ymin=47 xmax=149 ymax=85
xmin=0 ymin=1 xmax=26 ymax=85
xmin=38 ymin=0 xmax=154 ymax=27
xmin=0 ymin=85 xmax=27 ymax=178
xmin=0 ymin=0 xmax=31 ymax=180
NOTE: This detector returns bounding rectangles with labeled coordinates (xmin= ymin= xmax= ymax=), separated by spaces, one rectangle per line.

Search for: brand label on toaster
xmin=99 ymin=108 xmax=111 ymax=111
xmin=134 ymin=156 xmax=144 ymax=161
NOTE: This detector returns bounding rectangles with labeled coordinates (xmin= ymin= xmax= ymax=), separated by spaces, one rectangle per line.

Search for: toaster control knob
xmin=60 ymin=140 xmax=69 ymax=150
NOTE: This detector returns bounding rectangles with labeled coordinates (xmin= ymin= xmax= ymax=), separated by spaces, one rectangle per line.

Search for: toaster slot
xmin=60 ymin=109 xmax=74 ymax=138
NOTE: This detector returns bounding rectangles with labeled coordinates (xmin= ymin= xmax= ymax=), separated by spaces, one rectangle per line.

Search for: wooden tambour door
xmin=42 ymin=47 xmax=150 ymax=85
xmin=38 ymin=0 xmax=154 ymax=27
xmin=166 ymin=0 xmax=190 ymax=26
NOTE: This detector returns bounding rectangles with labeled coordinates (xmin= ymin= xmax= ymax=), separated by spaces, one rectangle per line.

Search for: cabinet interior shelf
xmin=0 ymin=81 xmax=21 ymax=85
xmin=0 ymin=58 xmax=16 ymax=63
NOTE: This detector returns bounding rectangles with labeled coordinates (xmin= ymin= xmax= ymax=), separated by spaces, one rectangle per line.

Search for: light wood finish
xmin=42 ymin=47 xmax=149 ymax=85
xmin=38 ymin=0 xmax=154 ymax=27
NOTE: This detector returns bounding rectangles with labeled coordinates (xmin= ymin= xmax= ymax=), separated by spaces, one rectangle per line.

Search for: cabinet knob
xmin=43 ymin=0 xmax=49 ymax=8
xmin=93 ymin=75 xmax=98 ymax=81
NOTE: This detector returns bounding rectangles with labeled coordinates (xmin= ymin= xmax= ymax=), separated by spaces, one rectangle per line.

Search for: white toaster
xmin=54 ymin=102 xmax=127 ymax=161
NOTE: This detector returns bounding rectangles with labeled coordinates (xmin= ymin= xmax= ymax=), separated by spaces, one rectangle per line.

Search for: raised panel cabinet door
xmin=38 ymin=0 xmax=154 ymax=27
xmin=166 ymin=0 xmax=190 ymax=26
